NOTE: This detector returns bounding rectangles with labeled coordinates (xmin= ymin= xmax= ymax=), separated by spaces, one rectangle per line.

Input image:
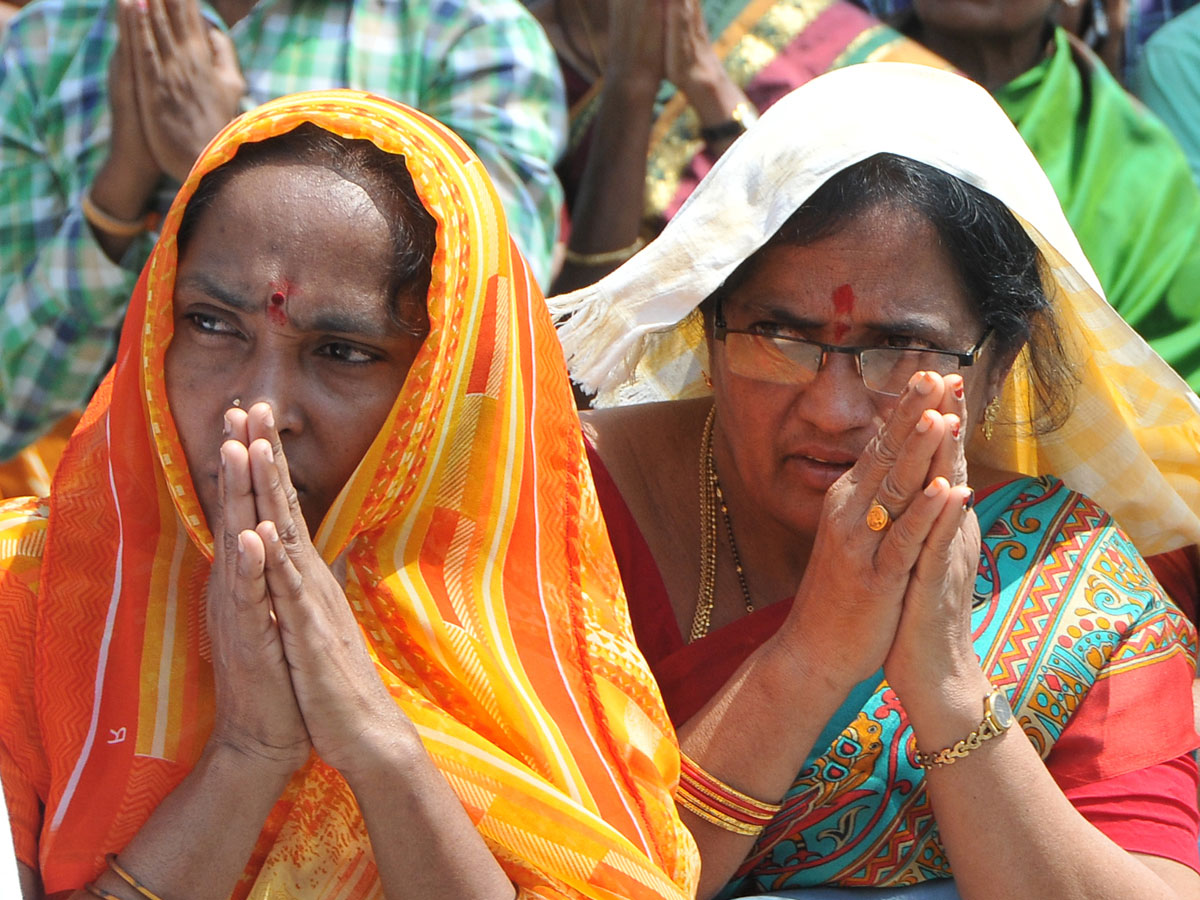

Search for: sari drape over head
xmin=551 ymin=62 xmax=1200 ymax=559
xmin=0 ymin=90 xmax=699 ymax=900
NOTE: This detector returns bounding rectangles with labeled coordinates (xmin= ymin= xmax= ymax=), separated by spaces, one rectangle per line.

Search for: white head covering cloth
xmin=551 ymin=63 xmax=1200 ymax=556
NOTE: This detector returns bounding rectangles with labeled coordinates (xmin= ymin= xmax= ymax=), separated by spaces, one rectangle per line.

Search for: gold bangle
xmin=563 ymin=236 xmax=645 ymax=267
xmin=106 ymin=854 xmax=168 ymax=900
xmin=81 ymin=191 xmax=158 ymax=238
xmin=676 ymin=789 xmax=765 ymax=836
xmin=85 ymin=885 xmax=122 ymax=900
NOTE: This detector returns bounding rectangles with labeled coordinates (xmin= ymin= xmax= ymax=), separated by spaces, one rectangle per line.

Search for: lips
xmin=786 ymin=448 xmax=858 ymax=492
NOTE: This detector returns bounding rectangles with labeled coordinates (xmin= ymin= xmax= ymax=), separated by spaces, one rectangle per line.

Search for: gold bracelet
xmin=563 ymin=236 xmax=645 ymax=267
xmin=676 ymin=789 xmax=765 ymax=836
xmin=85 ymin=885 xmax=122 ymax=900
xmin=106 ymin=854 xmax=169 ymax=900
xmin=81 ymin=190 xmax=159 ymax=238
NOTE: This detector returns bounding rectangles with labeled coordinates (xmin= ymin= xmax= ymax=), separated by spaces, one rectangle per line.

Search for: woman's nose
xmin=792 ymin=351 xmax=877 ymax=434
xmin=234 ymin=360 xmax=303 ymax=435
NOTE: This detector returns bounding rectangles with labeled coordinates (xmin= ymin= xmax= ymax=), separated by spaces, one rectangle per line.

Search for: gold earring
xmin=981 ymin=396 xmax=1000 ymax=441
xmin=231 ymin=398 xmax=242 ymax=408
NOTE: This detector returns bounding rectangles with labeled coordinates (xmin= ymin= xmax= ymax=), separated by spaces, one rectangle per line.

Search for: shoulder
xmin=582 ymin=399 xmax=707 ymax=529
xmin=582 ymin=399 xmax=706 ymax=479
xmin=982 ymin=475 xmax=1182 ymax=629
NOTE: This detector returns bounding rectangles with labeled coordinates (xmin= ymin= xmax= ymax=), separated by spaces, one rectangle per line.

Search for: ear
xmin=984 ymin=341 xmax=1022 ymax=402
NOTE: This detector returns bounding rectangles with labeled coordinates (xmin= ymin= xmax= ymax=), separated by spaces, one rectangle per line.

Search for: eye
xmin=748 ymin=320 xmax=804 ymax=339
xmin=882 ymin=333 xmax=937 ymax=350
xmin=316 ymin=341 xmax=380 ymax=365
xmin=184 ymin=311 xmax=241 ymax=337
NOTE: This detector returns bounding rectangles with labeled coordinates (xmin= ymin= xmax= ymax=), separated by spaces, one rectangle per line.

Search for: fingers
xmin=245 ymin=402 xmax=310 ymax=552
xmin=906 ymin=480 xmax=979 ymax=609
xmin=144 ymin=0 xmax=176 ymax=65
xmin=123 ymin=0 xmax=164 ymax=95
xmin=870 ymin=408 xmax=949 ymax=523
xmin=848 ymin=371 xmax=945 ymax=499
xmin=257 ymin=520 xmax=306 ymax=615
xmin=219 ymin=438 xmax=257 ymax=580
xmin=233 ymin=528 xmax=268 ymax=610
xmin=164 ymin=0 xmax=205 ymax=39
xmin=872 ymin=475 xmax=953 ymax=577
xmin=930 ymin=374 xmax=969 ymax=488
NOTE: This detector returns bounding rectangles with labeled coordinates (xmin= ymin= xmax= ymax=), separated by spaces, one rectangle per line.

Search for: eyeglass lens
xmin=723 ymin=333 xmax=964 ymax=396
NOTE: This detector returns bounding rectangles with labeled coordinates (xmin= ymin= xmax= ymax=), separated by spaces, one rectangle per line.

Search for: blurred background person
xmin=528 ymin=0 xmax=946 ymax=295
xmin=0 ymin=0 xmax=566 ymax=482
xmin=1133 ymin=4 xmax=1200 ymax=184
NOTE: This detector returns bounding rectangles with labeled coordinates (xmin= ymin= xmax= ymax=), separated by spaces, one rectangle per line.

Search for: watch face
xmin=989 ymin=691 xmax=1015 ymax=731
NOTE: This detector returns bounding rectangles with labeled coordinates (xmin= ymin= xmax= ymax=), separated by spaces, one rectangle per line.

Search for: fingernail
xmin=924 ymin=477 xmax=944 ymax=498
xmin=236 ymin=532 xmax=245 ymax=553
xmin=264 ymin=442 xmax=274 ymax=463
xmin=915 ymin=410 xmax=934 ymax=434
xmin=219 ymin=445 xmax=227 ymax=468
xmin=953 ymin=382 xmax=964 ymax=400
xmin=950 ymin=416 xmax=961 ymax=439
xmin=913 ymin=372 xmax=934 ymax=395
xmin=222 ymin=413 xmax=231 ymax=437
xmin=264 ymin=406 xmax=275 ymax=429
xmin=963 ymin=489 xmax=976 ymax=510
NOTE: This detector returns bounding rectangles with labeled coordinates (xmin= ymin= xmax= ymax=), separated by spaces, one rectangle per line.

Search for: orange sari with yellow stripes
xmin=0 ymin=91 xmax=698 ymax=900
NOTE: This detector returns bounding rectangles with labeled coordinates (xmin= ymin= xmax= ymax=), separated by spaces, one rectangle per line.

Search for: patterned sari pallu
xmin=0 ymin=91 xmax=698 ymax=899
xmin=719 ymin=477 xmax=1197 ymax=894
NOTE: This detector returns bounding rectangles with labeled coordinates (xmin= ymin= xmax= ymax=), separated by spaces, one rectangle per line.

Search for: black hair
xmin=176 ymin=122 xmax=438 ymax=335
xmin=703 ymin=153 xmax=1077 ymax=433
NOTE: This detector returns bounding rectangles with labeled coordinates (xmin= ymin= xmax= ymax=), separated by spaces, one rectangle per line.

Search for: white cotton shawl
xmin=550 ymin=62 xmax=1200 ymax=556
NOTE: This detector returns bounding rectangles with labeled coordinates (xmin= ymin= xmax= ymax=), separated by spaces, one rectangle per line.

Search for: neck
xmin=912 ymin=19 xmax=1053 ymax=93
xmin=213 ymin=0 xmax=256 ymax=27
xmin=709 ymin=433 xmax=814 ymax=609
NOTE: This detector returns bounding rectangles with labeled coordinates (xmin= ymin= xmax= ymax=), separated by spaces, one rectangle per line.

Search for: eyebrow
xmin=736 ymin=301 xmax=953 ymax=339
xmin=174 ymin=271 xmax=399 ymax=339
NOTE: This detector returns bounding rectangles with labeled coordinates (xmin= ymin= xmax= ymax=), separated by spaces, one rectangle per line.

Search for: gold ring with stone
xmin=866 ymin=500 xmax=892 ymax=532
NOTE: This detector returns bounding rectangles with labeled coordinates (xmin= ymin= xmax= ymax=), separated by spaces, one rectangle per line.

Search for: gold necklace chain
xmin=691 ymin=407 xmax=755 ymax=642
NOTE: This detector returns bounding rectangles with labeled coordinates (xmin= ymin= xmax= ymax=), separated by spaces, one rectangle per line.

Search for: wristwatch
xmin=700 ymin=101 xmax=759 ymax=144
xmin=914 ymin=687 xmax=1015 ymax=769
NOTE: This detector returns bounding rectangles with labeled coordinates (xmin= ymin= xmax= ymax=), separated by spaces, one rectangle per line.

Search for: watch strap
xmin=914 ymin=688 xmax=1012 ymax=769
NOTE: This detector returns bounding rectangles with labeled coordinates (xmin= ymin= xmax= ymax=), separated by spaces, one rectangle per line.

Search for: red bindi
xmin=831 ymin=283 xmax=856 ymax=342
xmin=267 ymin=290 xmax=288 ymax=326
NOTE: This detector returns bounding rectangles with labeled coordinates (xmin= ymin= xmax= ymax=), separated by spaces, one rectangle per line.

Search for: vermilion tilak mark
xmin=831 ymin=282 xmax=855 ymax=342
xmin=267 ymin=290 xmax=288 ymax=327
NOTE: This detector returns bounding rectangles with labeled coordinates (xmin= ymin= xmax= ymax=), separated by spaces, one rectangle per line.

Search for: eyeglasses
xmin=713 ymin=303 xmax=991 ymax=397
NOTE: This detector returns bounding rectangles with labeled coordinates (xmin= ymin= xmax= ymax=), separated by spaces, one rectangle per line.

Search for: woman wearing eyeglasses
xmin=551 ymin=64 xmax=1200 ymax=899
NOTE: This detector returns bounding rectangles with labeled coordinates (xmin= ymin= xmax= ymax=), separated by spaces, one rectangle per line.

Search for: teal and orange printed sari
xmin=638 ymin=476 xmax=1197 ymax=893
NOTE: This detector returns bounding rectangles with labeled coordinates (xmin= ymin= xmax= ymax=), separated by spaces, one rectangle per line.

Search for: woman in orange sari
xmin=0 ymin=90 xmax=697 ymax=900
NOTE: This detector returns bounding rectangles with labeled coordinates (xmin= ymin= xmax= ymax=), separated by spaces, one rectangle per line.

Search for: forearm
xmin=676 ymin=634 xmax=857 ymax=900
xmin=73 ymin=741 xmax=293 ymax=900
xmin=553 ymin=75 xmax=659 ymax=293
xmin=905 ymin=671 xmax=1200 ymax=900
xmin=87 ymin=150 xmax=162 ymax=265
xmin=342 ymin=715 xmax=515 ymax=900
